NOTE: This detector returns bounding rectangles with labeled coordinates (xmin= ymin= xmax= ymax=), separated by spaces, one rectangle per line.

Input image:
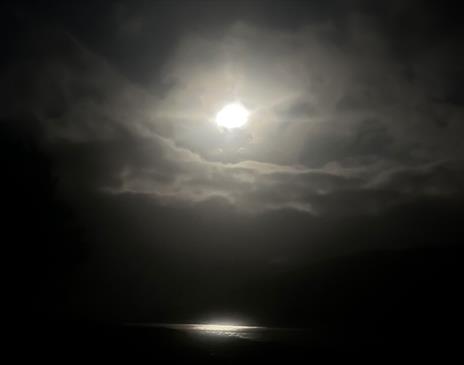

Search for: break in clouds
xmin=3 ymin=11 xmax=464 ymax=217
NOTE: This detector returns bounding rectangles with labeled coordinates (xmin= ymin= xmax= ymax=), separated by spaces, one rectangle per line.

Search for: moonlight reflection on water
xmin=137 ymin=323 xmax=266 ymax=340
xmin=191 ymin=324 xmax=262 ymax=339
xmin=126 ymin=322 xmax=313 ymax=344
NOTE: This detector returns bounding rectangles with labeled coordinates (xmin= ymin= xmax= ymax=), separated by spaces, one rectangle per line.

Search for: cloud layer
xmin=3 ymin=4 xmax=463 ymax=218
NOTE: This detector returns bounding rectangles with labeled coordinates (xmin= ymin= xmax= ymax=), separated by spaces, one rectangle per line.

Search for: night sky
xmin=2 ymin=0 xmax=463 ymax=354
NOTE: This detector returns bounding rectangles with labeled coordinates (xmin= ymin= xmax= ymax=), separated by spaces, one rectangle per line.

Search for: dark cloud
xmin=3 ymin=2 xmax=463 ymax=218
xmin=3 ymin=7 xmax=462 ymax=199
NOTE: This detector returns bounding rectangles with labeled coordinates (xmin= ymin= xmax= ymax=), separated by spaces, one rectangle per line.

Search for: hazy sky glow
xmin=8 ymin=15 xmax=462 ymax=217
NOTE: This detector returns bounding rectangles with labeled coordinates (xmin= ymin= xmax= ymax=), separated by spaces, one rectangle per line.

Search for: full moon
xmin=215 ymin=102 xmax=249 ymax=129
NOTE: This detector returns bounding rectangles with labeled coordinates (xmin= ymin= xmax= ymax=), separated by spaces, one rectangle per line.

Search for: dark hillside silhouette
xmin=1 ymin=119 xmax=86 ymax=320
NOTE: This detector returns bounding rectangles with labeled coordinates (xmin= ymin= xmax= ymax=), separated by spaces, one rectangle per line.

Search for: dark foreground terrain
xmin=11 ymin=319 xmax=461 ymax=364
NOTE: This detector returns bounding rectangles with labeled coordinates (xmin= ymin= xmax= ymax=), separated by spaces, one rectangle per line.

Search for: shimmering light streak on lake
xmin=130 ymin=323 xmax=267 ymax=340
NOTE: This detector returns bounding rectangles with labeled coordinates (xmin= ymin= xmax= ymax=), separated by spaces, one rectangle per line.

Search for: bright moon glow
xmin=215 ymin=102 xmax=249 ymax=129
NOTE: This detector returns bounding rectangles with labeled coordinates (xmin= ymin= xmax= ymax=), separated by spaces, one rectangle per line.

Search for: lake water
xmin=17 ymin=320 xmax=443 ymax=362
xmin=131 ymin=322 xmax=313 ymax=342
xmin=151 ymin=323 xmax=267 ymax=340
